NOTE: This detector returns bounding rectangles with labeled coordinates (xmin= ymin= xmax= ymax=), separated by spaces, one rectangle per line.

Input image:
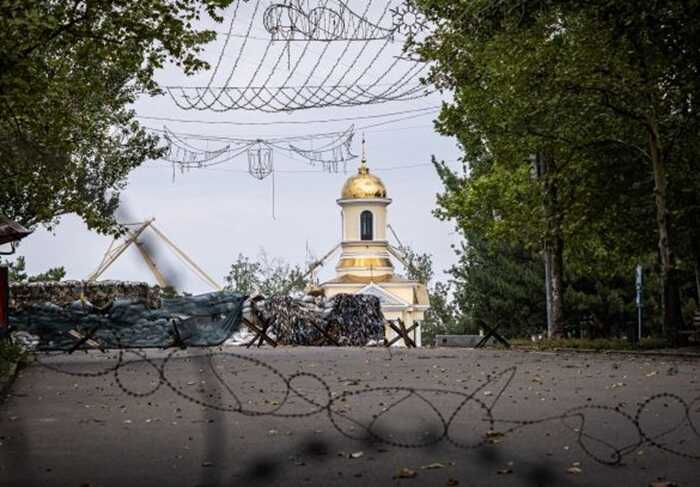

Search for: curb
xmin=513 ymin=347 xmax=700 ymax=359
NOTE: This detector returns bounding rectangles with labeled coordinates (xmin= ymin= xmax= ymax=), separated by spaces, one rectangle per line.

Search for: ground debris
xmin=483 ymin=430 xmax=505 ymax=444
xmin=649 ymin=481 xmax=678 ymax=487
xmin=394 ymin=467 xmax=418 ymax=479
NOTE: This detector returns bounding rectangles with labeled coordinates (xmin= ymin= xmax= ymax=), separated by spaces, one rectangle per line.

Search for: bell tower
xmin=321 ymin=140 xmax=430 ymax=347
xmin=336 ymin=143 xmax=394 ymax=280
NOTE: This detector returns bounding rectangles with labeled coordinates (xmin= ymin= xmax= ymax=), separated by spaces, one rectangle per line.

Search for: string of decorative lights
xmin=215 ymin=0 xmax=341 ymax=112
xmin=144 ymin=108 xmax=439 ymax=145
xmin=277 ymin=0 xmax=391 ymax=110
xmin=157 ymin=123 xmax=359 ymax=178
xmin=165 ymin=0 xmax=432 ymax=112
xmin=146 ymin=159 xmax=459 ymax=174
xmin=135 ymin=105 xmax=440 ymax=126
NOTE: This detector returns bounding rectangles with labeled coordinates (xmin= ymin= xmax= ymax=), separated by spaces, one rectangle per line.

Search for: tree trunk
xmin=0 ymin=266 xmax=8 ymax=335
xmin=647 ymin=121 xmax=685 ymax=340
xmin=538 ymin=151 xmax=566 ymax=338
xmin=550 ymin=234 xmax=566 ymax=337
xmin=695 ymin=253 xmax=700 ymax=305
xmin=692 ymin=231 xmax=700 ymax=304
xmin=543 ymin=246 xmax=553 ymax=334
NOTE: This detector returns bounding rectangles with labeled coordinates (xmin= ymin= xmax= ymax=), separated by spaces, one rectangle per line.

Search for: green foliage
xmin=0 ymin=0 xmax=234 ymax=234
xmin=414 ymin=0 xmax=700 ymax=338
xmin=399 ymin=246 xmax=469 ymax=344
xmin=224 ymin=250 xmax=308 ymax=297
xmin=0 ymin=339 xmax=26 ymax=380
xmin=1 ymin=256 xmax=65 ymax=283
xmin=450 ymin=234 xmax=547 ymax=338
xmin=402 ymin=246 xmax=433 ymax=287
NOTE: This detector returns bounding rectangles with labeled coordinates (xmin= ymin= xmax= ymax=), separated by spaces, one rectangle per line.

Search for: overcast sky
xmin=9 ymin=1 xmax=464 ymax=293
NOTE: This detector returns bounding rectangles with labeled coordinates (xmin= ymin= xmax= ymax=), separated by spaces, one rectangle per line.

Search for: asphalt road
xmin=1 ymin=347 xmax=699 ymax=487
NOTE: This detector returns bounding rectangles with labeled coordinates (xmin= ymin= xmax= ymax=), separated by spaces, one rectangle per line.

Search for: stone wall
xmin=9 ymin=280 xmax=162 ymax=311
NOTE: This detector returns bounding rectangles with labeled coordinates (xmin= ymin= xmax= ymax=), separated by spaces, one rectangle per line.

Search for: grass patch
xmin=510 ymin=336 xmax=672 ymax=351
xmin=0 ymin=339 xmax=27 ymax=380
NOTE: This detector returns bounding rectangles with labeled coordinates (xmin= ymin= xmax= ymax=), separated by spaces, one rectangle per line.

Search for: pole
xmin=636 ymin=264 xmax=643 ymax=345
xmin=0 ymin=266 xmax=9 ymax=337
xmin=86 ymin=219 xmax=155 ymax=282
xmin=544 ymin=246 xmax=553 ymax=338
xmin=149 ymin=225 xmax=223 ymax=291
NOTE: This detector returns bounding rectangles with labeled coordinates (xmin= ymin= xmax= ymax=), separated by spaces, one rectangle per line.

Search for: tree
xmin=224 ymin=251 xmax=308 ymax=297
xmin=449 ymin=233 xmax=546 ymax=339
xmin=414 ymin=0 xmax=700 ymax=339
xmin=0 ymin=0 xmax=234 ymax=234
xmin=1 ymin=256 xmax=65 ymax=283
xmin=224 ymin=254 xmax=263 ymax=296
xmin=400 ymin=246 xmax=469 ymax=342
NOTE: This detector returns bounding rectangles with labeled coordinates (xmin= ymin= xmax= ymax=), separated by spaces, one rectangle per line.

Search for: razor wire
xmin=10 ymin=345 xmax=700 ymax=467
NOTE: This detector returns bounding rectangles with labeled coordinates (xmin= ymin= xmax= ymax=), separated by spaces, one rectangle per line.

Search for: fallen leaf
xmin=649 ymin=482 xmax=678 ymax=487
xmin=483 ymin=430 xmax=505 ymax=444
xmin=446 ymin=479 xmax=459 ymax=486
xmin=289 ymin=455 xmax=305 ymax=466
xmin=420 ymin=463 xmax=446 ymax=470
xmin=394 ymin=467 xmax=417 ymax=479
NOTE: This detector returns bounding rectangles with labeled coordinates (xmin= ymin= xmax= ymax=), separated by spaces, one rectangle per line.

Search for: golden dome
xmin=340 ymin=160 xmax=387 ymax=199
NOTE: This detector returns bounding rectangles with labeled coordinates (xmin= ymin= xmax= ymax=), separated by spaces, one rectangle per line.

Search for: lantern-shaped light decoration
xmin=248 ymin=143 xmax=274 ymax=180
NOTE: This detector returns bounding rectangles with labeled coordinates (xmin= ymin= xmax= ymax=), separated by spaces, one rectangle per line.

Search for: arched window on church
xmin=360 ymin=210 xmax=373 ymax=241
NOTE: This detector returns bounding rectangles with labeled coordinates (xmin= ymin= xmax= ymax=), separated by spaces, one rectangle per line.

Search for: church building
xmin=320 ymin=155 xmax=430 ymax=346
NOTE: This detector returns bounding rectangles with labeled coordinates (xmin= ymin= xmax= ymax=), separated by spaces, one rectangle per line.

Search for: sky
xmin=7 ymin=1 xmax=464 ymax=294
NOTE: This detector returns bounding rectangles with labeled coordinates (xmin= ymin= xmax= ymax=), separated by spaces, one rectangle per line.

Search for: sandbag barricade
xmin=10 ymin=291 xmax=385 ymax=350
xmin=9 ymin=291 xmax=245 ymax=350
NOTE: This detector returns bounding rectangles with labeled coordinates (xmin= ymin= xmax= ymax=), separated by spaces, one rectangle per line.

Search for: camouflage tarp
xmin=246 ymin=294 xmax=384 ymax=346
